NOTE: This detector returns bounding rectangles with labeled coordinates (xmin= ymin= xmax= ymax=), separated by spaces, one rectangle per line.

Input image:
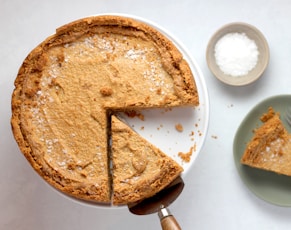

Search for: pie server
xmin=128 ymin=176 xmax=184 ymax=230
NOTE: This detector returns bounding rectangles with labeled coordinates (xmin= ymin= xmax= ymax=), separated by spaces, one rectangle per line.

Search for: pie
xmin=241 ymin=107 xmax=291 ymax=176
xmin=11 ymin=15 xmax=199 ymax=204
xmin=111 ymin=115 xmax=183 ymax=205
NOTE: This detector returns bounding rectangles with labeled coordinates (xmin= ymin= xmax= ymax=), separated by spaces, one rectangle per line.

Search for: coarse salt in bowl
xmin=206 ymin=22 xmax=269 ymax=86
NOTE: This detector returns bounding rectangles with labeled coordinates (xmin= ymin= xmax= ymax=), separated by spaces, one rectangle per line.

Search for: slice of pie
xmin=111 ymin=115 xmax=183 ymax=205
xmin=241 ymin=107 xmax=291 ymax=176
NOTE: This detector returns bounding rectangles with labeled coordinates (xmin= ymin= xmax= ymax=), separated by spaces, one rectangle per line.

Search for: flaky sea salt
xmin=214 ymin=32 xmax=259 ymax=77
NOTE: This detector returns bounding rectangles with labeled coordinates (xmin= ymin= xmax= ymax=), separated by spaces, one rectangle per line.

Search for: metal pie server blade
xmin=128 ymin=176 xmax=184 ymax=230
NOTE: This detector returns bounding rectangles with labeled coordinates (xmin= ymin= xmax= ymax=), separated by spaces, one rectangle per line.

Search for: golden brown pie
xmin=111 ymin=115 xmax=183 ymax=205
xmin=241 ymin=107 xmax=291 ymax=176
xmin=11 ymin=15 xmax=199 ymax=204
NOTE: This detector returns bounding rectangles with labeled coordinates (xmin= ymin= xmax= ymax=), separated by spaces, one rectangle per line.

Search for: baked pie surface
xmin=11 ymin=15 xmax=199 ymax=203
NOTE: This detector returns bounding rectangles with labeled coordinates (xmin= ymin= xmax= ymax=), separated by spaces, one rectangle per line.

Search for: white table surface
xmin=1 ymin=0 xmax=291 ymax=229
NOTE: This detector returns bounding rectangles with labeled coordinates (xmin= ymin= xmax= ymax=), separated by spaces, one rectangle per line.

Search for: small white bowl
xmin=206 ymin=22 xmax=269 ymax=86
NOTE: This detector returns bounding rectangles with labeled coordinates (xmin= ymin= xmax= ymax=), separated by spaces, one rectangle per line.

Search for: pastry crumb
xmin=178 ymin=144 xmax=196 ymax=163
xmin=175 ymin=123 xmax=183 ymax=132
xmin=125 ymin=110 xmax=145 ymax=121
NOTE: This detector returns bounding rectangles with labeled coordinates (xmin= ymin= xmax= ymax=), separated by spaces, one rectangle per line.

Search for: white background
xmin=1 ymin=0 xmax=291 ymax=229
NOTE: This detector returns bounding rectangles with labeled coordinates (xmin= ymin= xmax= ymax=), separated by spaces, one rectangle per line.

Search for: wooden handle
xmin=160 ymin=215 xmax=182 ymax=230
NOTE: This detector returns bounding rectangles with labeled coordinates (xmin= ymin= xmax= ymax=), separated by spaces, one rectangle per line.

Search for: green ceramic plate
xmin=233 ymin=94 xmax=291 ymax=206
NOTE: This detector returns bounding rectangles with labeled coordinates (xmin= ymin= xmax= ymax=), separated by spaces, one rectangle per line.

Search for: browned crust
xmin=11 ymin=15 xmax=198 ymax=203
